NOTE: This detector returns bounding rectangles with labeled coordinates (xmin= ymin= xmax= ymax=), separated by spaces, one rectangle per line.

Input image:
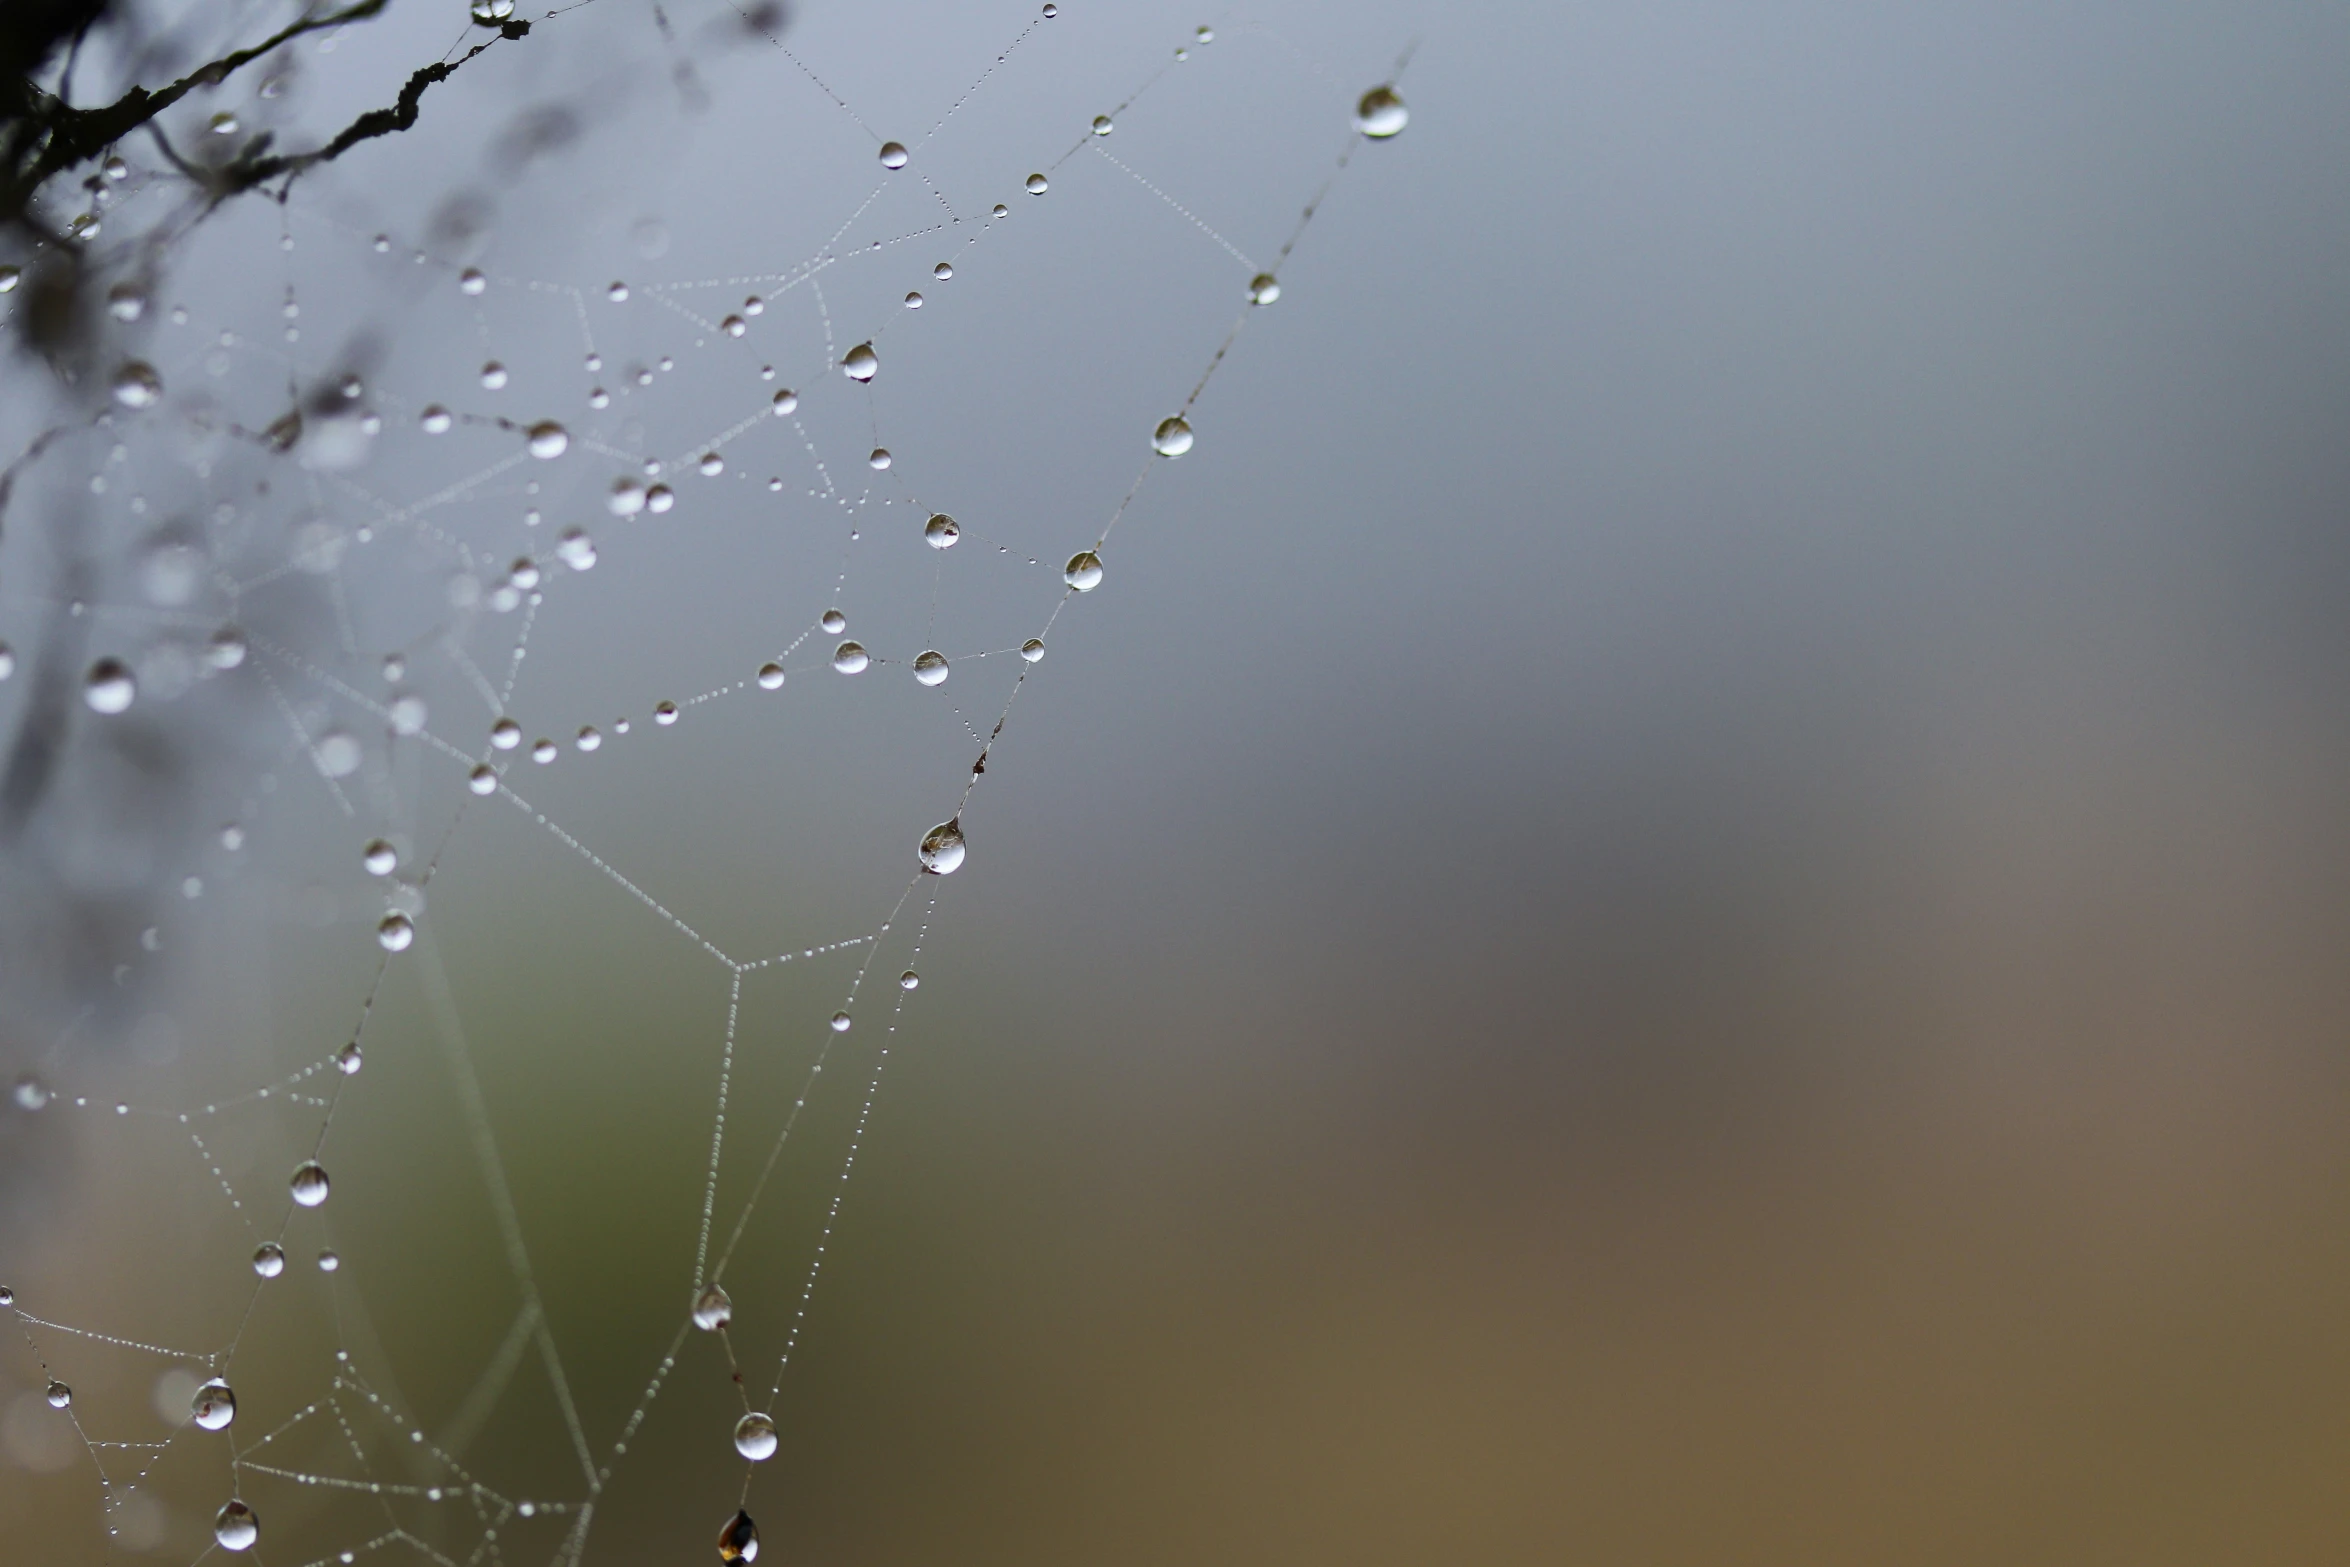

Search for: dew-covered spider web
xmin=0 ymin=2 xmax=1410 ymax=1562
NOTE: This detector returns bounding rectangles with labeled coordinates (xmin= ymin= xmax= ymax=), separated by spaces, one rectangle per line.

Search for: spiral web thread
xmin=0 ymin=6 xmax=1410 ymax=1563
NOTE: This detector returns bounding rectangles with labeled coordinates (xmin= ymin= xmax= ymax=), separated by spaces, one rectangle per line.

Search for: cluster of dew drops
xmin=0 ymin=20 xmax=1408 ymax=1557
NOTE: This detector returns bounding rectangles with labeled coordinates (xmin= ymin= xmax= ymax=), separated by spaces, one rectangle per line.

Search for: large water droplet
xmin=12 ymin=1075 xmax=50 ymax=1111
xmin=490 ymin=717 xmax=522 ymax=750
xmin=459 ymin=267 xmax=487 ymax=295
xmin=111 ymin=361 xmax=162 ymax=409
xmin=214 ymin=1500 xmax=259 ymax=1553
xmin=107 ymin=282 xmax=147 ymax=321
xmin=420 ymin=405 xmax=452 ymax=434
xmin=757 ymin=663 xmax=786 ymax=691
xmin=208 ymin=628 xmax=248 ymax=670
xmin=1063 ymin=551 xmax=1104 ymax=592
xmin=84 ymin=658 xmax=135 ymax=713
xmin=45 ymin=1381 xmax=70 ymax=1408
xmin=363 ymin=840 xmax=397 ymax=876
xmin=924 ymin=513 xmax=960 ymax=549
xmin=527 ymin=421 xmax=568 ymax=459
xmin=832 ymin=642 xmax=869 ymax=675
xmin=1354 ymin=84 xmax=1408 ymax=138
xmin=252 ymin=1242 xmax=286 ymax=1278
xmin=912 ymin=650 xmax=949 ymax=687
xmin=842 ymin=342 xmax=879 ymax=382
xmin=879 ymin=141 xmax=909 ymax=169
xmin=337 ymin=1041 xmax=364 ymax=1075
xmin=379 ymin=912 xmax=415 ymax=950
xmin=771 ymin=388 xmax=798 ymax=417
xmin=191 ymin=1378 xmax=237 ymax=1432
xmin=1248 ymin=273 xmax=1281 ymax=306
xmin=735 ymin=1411 xmax=779 ymax=1461
xmin=692 ymin=1282 xmax=733 ymax=1331
xmin=1025 ymin=172 xmax=1048 ymax=195
xmin=919 ymin=819 xmax=966 ymax=875
xmin=289 ymin=1162 xmax=330 ymax=1207
xmin=467 ymin=764 xmax=498 ymax=795
xmin=1091 ymin=114 xmax=1113 ymax=135
xmin=821 ymin=609 xmax=848 ymax=634
xmin=899 ymin=970 xmax=920 ymax=991
xmin=1152 ymin=416 xmax=1194 ymax=457
xmin=1020 ymin=638 xmax=1046 ymax=663
xmin=717 ymin=1509 xmax=759 ymax=1563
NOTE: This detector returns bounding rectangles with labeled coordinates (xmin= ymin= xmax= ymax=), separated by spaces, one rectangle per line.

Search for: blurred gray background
xmin=5 ymin=2 xmax=2350 ymax=1563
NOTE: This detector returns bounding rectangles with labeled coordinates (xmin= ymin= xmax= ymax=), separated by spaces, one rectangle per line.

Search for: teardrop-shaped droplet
xmin=527 ymin=421 xmax=568 ymax=459
xmin=192 ymin=1378 xmax=237 ymax=1431
xmin=1152 ymin=416 xmax=1194 ymax=457
xmin=214 ymin=1500 xmax=259 ymax=1553
xmin=924 ymin=513 xmax=960 ymax=549
xmin=289 ymin=1161 xmax=330 ymax=1208
xmin=735 ymin=1410 xmax=779 ymax=1461
xmin=45 ymin=1380 xmax=71 ymax=1408
xmin=878 ymin=141 xmax=909 ymax=169
xmin=1354 ymin=84 xmax=1408 ymax=138
xmin=912 ymin=650 xmax=950 ymax=686
xmin=1020 ymin=638 xmax=1046 ymax=663
xmin=842 ymin=342 xmax=879 ymax=382
xmin=1024 ymin=172 xmax=1048 ymax=195
xmin=919 ymin=819 xmax=967 ymax=876
xmin=832 ymin=641 xmax=869 ymax=675
xmin=84 ymin=658 xmax=136 ymax=713
xmin=717 ymin=1508 xmax=759 ymax=1563
xmin=1248 ymin=273 xmax=1281 ymax=306
xmin=692 ymin=1282 xmax=733 ymax=1331
xmin=378 ymin=912 xmax=415 ymax=951
xmin=111 ymin=360 xmax=162 ymax=408
xmin=253 ymin=1242 xmax=286 ymax=1278
xmin=1063 ymin=551 xmax=1104 ymax=592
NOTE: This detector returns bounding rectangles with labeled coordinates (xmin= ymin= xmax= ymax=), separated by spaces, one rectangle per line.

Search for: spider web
xmin=0 ymin=3 xmax=1411 ymax=1561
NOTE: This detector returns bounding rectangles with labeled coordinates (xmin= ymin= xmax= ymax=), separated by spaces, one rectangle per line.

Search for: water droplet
xmin=899 ymin=970 xmax=920 ymax=990
xmin=1197 ymin=24 xmax=1214 ymax=42
xmin=459 ymin=267 xmax=487 ymax=296
xmin=993 ymin=202 xmax=1010 ymax=219
xmin=252 ymin=1243 xmax=285 ymax=1278
xmin=290 ymin=1161 xmax=330 ymax=1207
xmin=842 ymin=342 xmax=879 ymax=381
xmin=111 ymin=361 xmax=162 ymax=408
xmin=210 ymin=111 xmax=239 ymax=135
xmin=692 ymin=1282 xmax=733 ymax=1331
xmin=721 ymin=314 xmax=747 ymax=337
xmin=12 ymin=1074 xmax=50 ymax=1110
xmin=208 ymin=628 xmax=248 ymax=670
xmin=904 ymin=291 xmax=923 ymax=309
xmin=1354 ymin=84 xmax=1408 ymax=138
xmin=869 ymin=448 xmax=892 ymax=471
xmin=1063 ymin=551 xmax=1104 ymax=592
xmin=879 ymin=141 xmax=909 ymax=169
xmin=655 ymin=701 xmax=680 ymax=726
xmin=717 ymin=1508 xmax=759 ymax=1563
xmin=1020 ymin=638 xmax=1045 ymax=662
xmin=313 ymin=731 xmax=362 ymax=779
xmin=934 ymin=261 xmax=954 ymax=281
xmin=363 ymin=840 xmax=398 ymax=876
xmin=1025 ymin=172 xmax=1048 ymax=195
xmin=1092 ymin=114 xmax=1113 ymax=135
xmin=821 ymin=609 xmax=848 ymax=634
xmin=1041 ymin=1 xmax=1056 ymax=15
xmin=0 ymin=643 xmax=13 ymax=681
xmin=919 ymin=819 xmax=966 ymax=875
xmin=379 ymin=912 xmax=416 ymax=951
xmin=576 ymin=726 xmax=602 ymax=751
xmin=531 ymin=738 xmax=557 ymax=764
xmin=700 ymin=451 xmax=724 ymax=477
xmin=830 ymin=1011 xmax=853 ymax=1033
xmin=1248 ymin=273 xmax=1280 ymax=306
xmin=318 ymin=1250 xmax=340 ymax=1272
xmin=646 ymin=484 xmax=675 ymax=514
xmin=389 ymin=693 xmax=427 ymax=734
xmin=771 ymin=388 xmax=799 ymax=416
xmin=107 ymin=282 xmax=146 ymax=321
xmin=608 ymin=478 xmax=647 ymax=517
xmin=0 ymin=266 xmax=17 ymax=293
xmin=84 ymin=658 xmax=135 ymax=713
xmin=832 ymin=641 xmax=869 ymax=675
xmin=607 ymin=281 xmax=629 ymax=302
xmin=1152 ymin=416 xmax=1194 ymax=457
xmin=419 ymin=405 xmax=452 ymax=434
xmin=467 ymin=765 xmax=498 ymax=795
xmin=924 ymin=513 xmax=961 ymax=548
xmin=757 ymin=663 xmax=786 ymax=691
xmin=527 ymin=421 xmax=569 ymax=459
xmin=913 ymin=650 xmax=950 ymax=686
xmin=735 ymin=1411 xmax=779 ymax=1461
xmin=0 ymin=1286 xmax=12 ymax=1307
xmin=214 ymin=1500 xmax=259 ymax=1553
xmin=486 ymin=718 xmax=520 ymax=752
xmin=192 ymin=1379 xmax=237 ymax=1431
xmin=480 ymin=361 xmax=508 ymax=389
xmin=46 ymin=1381 xmax=71 ymax=1408
xmin=558 ymin=529 xmax=597 ymax=571
xmin=337 ymin=1042 xmax=363 ymax=1075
